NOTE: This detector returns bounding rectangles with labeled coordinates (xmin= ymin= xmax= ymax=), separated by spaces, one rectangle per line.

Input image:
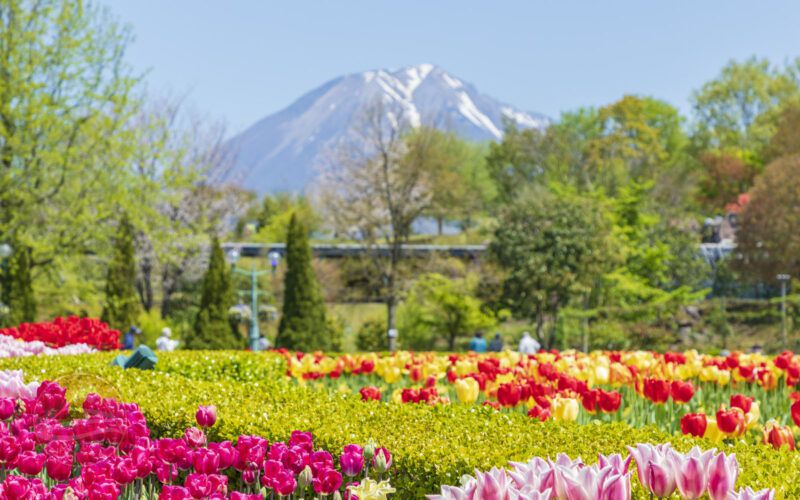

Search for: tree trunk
xmin=535 ymin=310 xmax=545 ymax=346
xmin=437 ymin=216 xmax=444 ymax=236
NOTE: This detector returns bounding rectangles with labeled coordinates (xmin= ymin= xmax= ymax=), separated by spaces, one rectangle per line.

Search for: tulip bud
xmin=372 ymin=447 xmax=392 ymax=474
xmin=298 ymin=465 xmax=313 ymax=488
xmin=363 ymin=438 xmax=377 ymax=462
xmin=762 ymin=420 xmax=795 ymax=450
xmin=195 ymin=405 xmax=217 ymax=429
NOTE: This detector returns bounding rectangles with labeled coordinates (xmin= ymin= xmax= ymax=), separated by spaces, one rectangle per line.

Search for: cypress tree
xmin=187 ymin=236 xmax=240 ymax=349
xmin=276 ymin=213 xmax=329 ymax=351
xmin=101 ymin=216 xmax=140 ymax=330
xmin=1 ymin=243 xmax=36 ymax=327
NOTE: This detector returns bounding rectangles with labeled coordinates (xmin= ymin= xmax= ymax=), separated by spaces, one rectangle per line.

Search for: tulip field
xmin=0 ymin=320 xmax=799 ymax=497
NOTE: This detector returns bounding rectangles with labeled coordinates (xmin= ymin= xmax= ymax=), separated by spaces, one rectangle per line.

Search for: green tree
xmin=187 ymin=236 xmax=239 ymax=349
xmin=398 ymin=273 xmax=495 ymax=350
xmin=585 ymin=95 xmax=689 ymax=197
xmin=1 ymin=243 xmax=35 ymax=326
xmin=735 ymin=155 xmax=800 ymax=283
xmin=101 ymin=217 xmax=140 ymax=330
xmin=691 ymin=58 xmax=798 ymax=160
xmin=276 ymin=214 xmax=329 ymax=351
xmin=0 ymin=0 xmax=141 ymax=273
xmin=490 ymin=188 xmax=614 ymax=347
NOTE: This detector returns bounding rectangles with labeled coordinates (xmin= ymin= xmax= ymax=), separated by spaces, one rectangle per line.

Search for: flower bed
xmin=0 ymin=333 xmax=95 ymax=358
xmin=1 ymin=352 xmax=798 ymax=498
xmin=0 ymin=316 xmax=120 ymax=351
xmin=0 ymin=369 xmax=393 ymax=499
xmin=278 ymin=350 xmax=800 ymax=441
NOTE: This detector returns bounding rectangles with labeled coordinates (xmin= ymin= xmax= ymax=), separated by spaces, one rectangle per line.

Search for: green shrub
xmin=356 ymin=318 xmax=388 ymax=351
xmin=3 ymin=352 xmax=799 ymax=498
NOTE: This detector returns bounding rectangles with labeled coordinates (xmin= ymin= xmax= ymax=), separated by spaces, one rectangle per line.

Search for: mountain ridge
xmin=224 ymin=64 xmax=549 ymax=193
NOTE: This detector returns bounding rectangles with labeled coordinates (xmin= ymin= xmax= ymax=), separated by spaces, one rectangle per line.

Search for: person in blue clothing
xmin=468 ymin=331 xmax=487 ymax=353
xmin=123 ymin=326 xmax=141 ymax=350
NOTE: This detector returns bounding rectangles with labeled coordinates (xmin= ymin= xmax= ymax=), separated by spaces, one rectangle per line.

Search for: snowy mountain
xmin=225 ymin=64 xmax=549 ymax=194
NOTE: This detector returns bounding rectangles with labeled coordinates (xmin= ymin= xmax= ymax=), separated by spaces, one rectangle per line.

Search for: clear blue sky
xmin=101 ymin=1 xmax=800 ymax=135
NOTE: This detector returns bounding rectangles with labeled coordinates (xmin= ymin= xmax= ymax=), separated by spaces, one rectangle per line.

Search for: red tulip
xmin=581 ymin=389 xmax=599 ymax=413
xmin=527 ymin=405 xmax=551 ymax=422
xmin=730 ymin=394 xmax=753 ymax=414
xmin=497 ymin=383 xmax=521 ymax=407
xmin=597 ymin=389 xmax=622 ymax=413
xmin=763 ymin=421 xmax=795 ymax=450
xmin=195 ymin=405 xmax=217 ymax=429
xmin=670 ymin=381 xmax=695 ymax=404
xmin=792 ymin=399 xmax=800 ymax=427
xmin=716 ymin=407 xmax=745 ymax=435
xmin=643 ymin=378 xmax=670 ymax=404
xmin=680 ymin=413 xmax=707 ymax=437
xmin=358 ymin=386 xmax=381 ymax=402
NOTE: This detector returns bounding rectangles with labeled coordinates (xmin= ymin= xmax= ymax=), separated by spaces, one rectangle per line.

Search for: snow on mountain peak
xmin=224 ymin=65 xmax=549 ymax=193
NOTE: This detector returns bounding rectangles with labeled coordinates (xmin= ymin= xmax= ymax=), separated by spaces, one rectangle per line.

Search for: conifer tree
xmin=101 ymin=216 xmax=140 ymax=330
xmin=1 ymin=244 xmax=36 ymax=327
xmin=187 ymin=236 xmax=240 ymax=349
xmin=276 ymin=214 xmax=329 ymax=351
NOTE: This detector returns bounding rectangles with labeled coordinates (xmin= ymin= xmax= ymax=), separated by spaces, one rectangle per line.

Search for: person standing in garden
xmin=468 ymin=332 xmax=487 ymax=353
xmin=123 ymin=326 xmax=141 ymax=350
xmin=518 ymin=331 xmax=540 ymax=354
xmin=489 ymin=333 xmax=504 ymax=352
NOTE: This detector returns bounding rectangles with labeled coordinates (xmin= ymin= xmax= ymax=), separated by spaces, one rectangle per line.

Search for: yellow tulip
xmin=551 ymin=397 xmax=579 ymax=422
xmin=745 ymin=401 xmax=760 ymax=429
xmin=704 ymin=417 xmax=725 ymax=443
xmin=454 ymin=378 xmax=479 ymax=404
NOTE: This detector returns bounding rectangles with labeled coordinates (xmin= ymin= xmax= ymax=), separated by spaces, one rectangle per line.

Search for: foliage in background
xmin=276 ymin=214 xmax=330 ymax=351
xmin=735 ymin=155 xmax=800 ymax=283
xmin=101 ymin=216 xmax=140 ymax=331
xmin=0 ymin=243 xmax=36 ymax=327
xmin=398 ymin=272 xmax=495 ymax=350
xmin=186 ymin=236 xmax=239 ymax=349
xmin=490 ymin=188 xmax=615 ymax=347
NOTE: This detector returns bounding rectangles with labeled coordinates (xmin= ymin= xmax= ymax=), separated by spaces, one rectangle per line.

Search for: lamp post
xmin=778 ymin=274 xmax=791 ymax=347
xmin=227 ymin=248 xmax=275 ymax=351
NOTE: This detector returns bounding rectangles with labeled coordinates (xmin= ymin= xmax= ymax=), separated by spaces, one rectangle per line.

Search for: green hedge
xmin=1 ymin=352 xmax=798 ymax=498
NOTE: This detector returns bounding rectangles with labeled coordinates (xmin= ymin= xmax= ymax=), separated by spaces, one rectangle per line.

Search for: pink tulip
xmin=598 ymin=452 xmax=632 ymax=475
xmin=729 ymin=487 xmax=775 ymax=500
xmin=230 ymin=492 xmax=263 ymax=500
xmin=15 ymin=450 xmax=45 ymax=475
xmin=195 ymin=405 xmax=217 ymax=428
xmin=45 ymin=454 xmax=73 ymax=481
xmin=340 ymin=448 xmax=365 ymax=477
xmin=473 ymin=467 xmax=513 ymax=500
xmin=707 ymin=452 xmax=739 ymax=500
xmin=273 ymin=468 xmax=297 ymax=496
xmin=647 ymin=460 xmax=676 ymax=498
xmin=159 ymin=485 xmax=192 ymax=500
xmin=313 ymin=467 xmax=343 ymax=495
xmin=669 ymin=447 xmax=715 ymax=500
xmin=182 ymin=427 xmax=206 ymax=449
xmin=627 ymin=443 xmax=675 ymax=497
xmin=208 ymin=440 xmax=237 ymax=470
xmin=599 ymin=471 xmax=631 ymax=500
xmin=192 ymin=447 xmax=220 ymax=475
xmin=185 ymin=472 xmax=213 ymax=498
